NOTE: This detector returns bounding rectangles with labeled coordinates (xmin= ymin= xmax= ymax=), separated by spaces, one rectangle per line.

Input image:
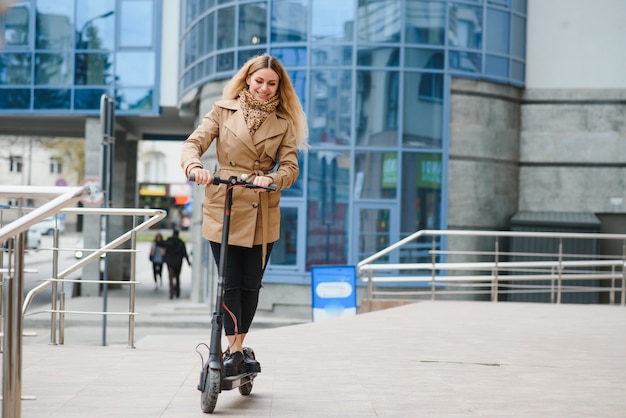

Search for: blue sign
xmin=311 ymin=265 xmax=357 ymax=322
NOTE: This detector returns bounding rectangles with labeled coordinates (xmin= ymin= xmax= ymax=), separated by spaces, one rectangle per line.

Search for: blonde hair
xmin=223 ymin=54 xmax=309 ymax=150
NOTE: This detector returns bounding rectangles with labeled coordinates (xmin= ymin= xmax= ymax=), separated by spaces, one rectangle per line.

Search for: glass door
xmin=352 ymin=202 xmax=399 ymax=265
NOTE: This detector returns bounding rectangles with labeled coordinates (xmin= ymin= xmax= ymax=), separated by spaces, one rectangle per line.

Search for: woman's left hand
xmin=253 ymin=175 xmax=273 ymax=192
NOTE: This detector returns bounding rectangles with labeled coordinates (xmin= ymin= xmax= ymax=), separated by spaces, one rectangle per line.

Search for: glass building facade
xmin=0 ymin=0 xmax=161 ymax=114
xmin=180 ymin=0 xmax=526 ymax=280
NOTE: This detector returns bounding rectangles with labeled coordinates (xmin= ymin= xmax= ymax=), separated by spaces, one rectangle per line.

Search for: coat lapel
xmin=222 ymin=102 xmax=258 ymax=155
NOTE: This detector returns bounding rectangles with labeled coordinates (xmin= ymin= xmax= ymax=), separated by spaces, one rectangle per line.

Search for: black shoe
xmin=223 ymin=351 xmax=244 ymax=376
xmin=243 ymin=347 xmax=261 ymax=373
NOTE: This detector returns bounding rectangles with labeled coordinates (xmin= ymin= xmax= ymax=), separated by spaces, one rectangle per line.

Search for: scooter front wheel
xmin=200 ymin=368 xmax=221 ymax=413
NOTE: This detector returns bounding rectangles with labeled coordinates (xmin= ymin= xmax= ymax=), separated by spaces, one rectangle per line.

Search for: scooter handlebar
xmin=188 ymin=173 xmax=276 ymax=191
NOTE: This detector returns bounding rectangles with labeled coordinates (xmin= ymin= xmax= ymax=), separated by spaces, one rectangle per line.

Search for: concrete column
xmin=81 ymin=118 xmax=103 ymax=296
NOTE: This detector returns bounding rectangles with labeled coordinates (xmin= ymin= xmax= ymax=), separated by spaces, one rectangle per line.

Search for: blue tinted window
xmin=116 ymin=51 xmax=155 ymax=86
xmin=311 ymin=46 xmax=352 ymax=66
xmin=3 ymin=3 xmax=30 ymax=47
xmin=271 ymin=0 xmax=307 ymax=42
xmin=238 ymin=49 xmax=267 ymax=68
xmin=217 ymin=6 xmax=235 ymax=48
xmin=117 ymin=87 xmax=153 ymax=110
xmin=355 ymin=70 xmax=399 ymax=146
xmin=74 ymin=88 xmax=108 ymax=109
xmin=405 ymin=0 xmax=445 ymax=45
xmin=485 ymin=54 xmax=508 ymax=78
xmin=311 ymin=0 xmax=354 ymax=42
xmin=75 ymin=53 xmax=112 ymax=85
xmin=449 ymin=50 xmax=481 ymax=73
xmin=449 ymin=4 xmax=482 ymax=49
xmin=270 ymin=47 xmax=307 ymax=66
xmin=120 ymin=0 xmax=153 ymax=47
xmin=35 ymin=53 xmax=72 ymax=85
xmin=357 ymin=0 xmax=401 ymax=43
xmin=34 ymin=88 xmax=71 ymax=109
xmin=309 ymin=69 xmax=352 ymax=146
xmin=0 ymin=53 xmax=32 ymax=84
xmin=0 ymin=89 xmax=31 ymax=109
xmin=239 ymin=2 xmax=267 ymax=46
xmin=76 ymin=0 xmax=115 ymax=50
xmin=486 ymin=8 xmax=509 ymax=54
xmin=288 ymin=70 xmax=306 ymax=110
xmin=511 ymin=14 xmax=525 ymax=59
xmin=404 ymin=72 xmax=443 ymax=149
xmin=35 ymin=0 xmax=74 ymax=50
xmin=406 ymin=48 xmax=444 ymax=69
xmin=357 ymin=47 xmax=399 ymax=67
xmin=216 ymin=52 xmax=234 ymax=72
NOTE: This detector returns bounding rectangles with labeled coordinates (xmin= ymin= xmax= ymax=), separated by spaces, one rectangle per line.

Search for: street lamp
xmin=78 ymin=10 xmax=114 ymax=49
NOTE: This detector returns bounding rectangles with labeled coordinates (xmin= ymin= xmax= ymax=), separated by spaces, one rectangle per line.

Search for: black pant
xmin=152 ymin=262 xmax=163 ymax=283
xmin=210 ymin=241 xmax=273 ymax=336
xmin=167 ymin=264 xmax=182 ymax=299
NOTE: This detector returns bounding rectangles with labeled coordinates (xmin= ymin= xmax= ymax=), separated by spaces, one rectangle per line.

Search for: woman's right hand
xmin=190 ymin=168 xmax=212 ymax=185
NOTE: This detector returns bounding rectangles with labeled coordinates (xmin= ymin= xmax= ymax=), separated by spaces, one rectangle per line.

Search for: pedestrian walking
xmin=150 ymin=233 xmax=166 ymax=290
xmin=163 ymin=229 xmax=191 ymax=299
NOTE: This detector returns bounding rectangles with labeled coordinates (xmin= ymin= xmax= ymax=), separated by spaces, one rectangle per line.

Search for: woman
xmin=180 ymin=54 xmax=308 ymax=376
xmin=149 ymin=233 xmax=165 ymax=289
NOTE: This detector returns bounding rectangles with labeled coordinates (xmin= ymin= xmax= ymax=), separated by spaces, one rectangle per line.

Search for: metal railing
xmin=357 ymin=229 xmax=626 ymax=306
xmin=0 ymin=185 xmax=91 ymax=418
xmin=21 ymin=207 xmax=166 ymax=347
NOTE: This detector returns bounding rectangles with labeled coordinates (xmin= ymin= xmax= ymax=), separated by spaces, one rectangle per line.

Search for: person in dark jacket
xmin=163 ymin=229 xmax=191 ymax=299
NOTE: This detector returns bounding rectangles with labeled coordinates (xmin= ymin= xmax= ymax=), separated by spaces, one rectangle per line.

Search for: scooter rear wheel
xmin=239 ymin=379 xmax=253 ymax=396
xmin=200 ymin=368 xmax=220 ymax=413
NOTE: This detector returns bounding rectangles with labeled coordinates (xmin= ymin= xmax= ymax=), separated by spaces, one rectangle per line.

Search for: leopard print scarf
xmin=239 ymin=89 xmax=280 ymax=137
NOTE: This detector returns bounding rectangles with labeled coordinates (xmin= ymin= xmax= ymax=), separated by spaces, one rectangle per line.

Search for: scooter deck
xmin=221 ymin=372 xmax=256 ymax=390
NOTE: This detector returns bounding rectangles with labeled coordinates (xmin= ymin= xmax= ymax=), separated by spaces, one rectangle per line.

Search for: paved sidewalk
xmin=11 ymin=238 xmax=626 ymax=417
xmin=14 ymin=300 xmax=626 ymax=417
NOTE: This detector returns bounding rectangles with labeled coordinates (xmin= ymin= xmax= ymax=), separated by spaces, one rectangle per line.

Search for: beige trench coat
xmin=180 ymin=99 xmax=299 ymax=250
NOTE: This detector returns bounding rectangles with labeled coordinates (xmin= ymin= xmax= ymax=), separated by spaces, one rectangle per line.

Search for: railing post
xmin=128 ymin=217 xmax=137 ymax=349
xmin=557 ymin=239 xmax=563 ymax=304
xmin=49 ymin=230 xmax=59 ymax=345
xmin=492 ymin=239 xmax=499 ymax=302
xmin=430 ymin=237 xmax=436 ymax=301
xmin=3 ymin=234 xmax=25 ymax=418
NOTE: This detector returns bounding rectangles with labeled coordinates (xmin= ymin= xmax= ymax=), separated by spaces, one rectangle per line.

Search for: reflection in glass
xmin=288 ymin=70 xmax=306 ymax=113
xmin=75 ymin=52 xmax=112 ymax=85
xmin=406 ymin=48 xmax=444 ymax=69
xmin=116 ymin=87 xmax=153 ymax=110
xmin=76 ymin=0 xmax=115 ymax=50
xmin=75 ymin=88 xmax=108 ymax=110
xmin=34 ymin=88 xmax=71 ymax=109
xmin=355 ymin=70 xmax=399 ymax=146
xmin=358 ymin=208 xmax=391 ymax=261
xmin=238 ymin=49 xmax=267 ymax=68
xmin=281 ymin=153 xmax=304 ymax=198
xmin=116 ymin=51 xmax=155 ymax=86
xmin=486 ymin=8 xmax=509 ymax=54
xmin=357 ymin=0 xmax=401 ymax=43
xmin=511 ymin=14 xmax=525 ymax=59
xmin=271 ymin=0 xmax=307 ymax=42
xmin=217 ymin=52 xmax=234 ymax=72
xmin=35 ymin=53 xmax=72 ymax=85
xmin=270 ymin=47 xmax=306 ymax=66
xmin=309 ymin=69 xmax=351 ymax=146
xmin=449 ymin=50 xmax=481 ymax=73
xmin=448 ymin=4 xmax=482 ymax=49
xmin=405 ymin=0 xmax=445 ymax=45
xmin=271 ymin=207 xmax=298 ymax=266
xmin=400 ymin=152 xmax=441 ymax=263
xmin=239 ymin=2 xmax=267 ymax=46
xmin=35 ymin=0 xmax=74 ymax=50
xmin=217 ymin=6 xmax=235 ymax=49
xmin=0 ymin=89 xmax=30 ymax=109
xmin=120 ymin=0 xmax=152 ymax=47
xmin=306 ymin=150 xmax=351 ymax=268
xmin=311 ymin=0 xmax=354 ymax=42
xmin=4 ymin=3 xmax=30 ymax=47
xmin=357 ymin=47 xmax=399 ymax=67
xmin=0 ymin=53 xmax=32 ymax=84
xmin=311 ymin=46 xmax=352 ymax=66
xmin=354 ymin=151 xmax=397 ymax=199
xmin=486 ymin=54 xmax=508 ymax=78
xmin=403 ymin=72 xmax=443 ymax=148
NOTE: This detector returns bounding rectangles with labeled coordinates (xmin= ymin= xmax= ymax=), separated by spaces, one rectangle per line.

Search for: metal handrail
xmin=21 ymin=207 xmax=166 ymax=348
xmin=357 ymin=229 xmax=626 ymax=306
xmin=0 ymin=185 xmax=91 ymax=418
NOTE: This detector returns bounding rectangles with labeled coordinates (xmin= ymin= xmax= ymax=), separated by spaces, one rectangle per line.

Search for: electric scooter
xmin=190 ymin=173 xmax=276 ymax=414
